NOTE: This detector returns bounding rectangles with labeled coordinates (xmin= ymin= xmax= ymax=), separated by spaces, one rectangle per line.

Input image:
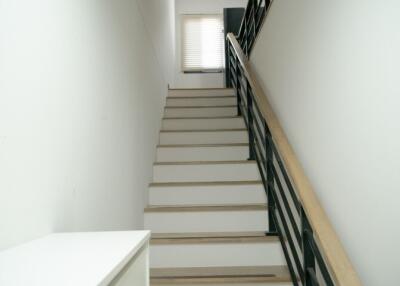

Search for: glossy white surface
xmin=0 ymin=231 xmax=150 ymax=286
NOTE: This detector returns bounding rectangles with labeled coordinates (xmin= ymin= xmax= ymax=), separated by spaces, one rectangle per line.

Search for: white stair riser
xmin=164 ymin=106 xmax=237 ymax=118
xmin=162 ymin=117 xmax=245 ymax=131
xmin=149 ymin=184 xmax=266 ymax=205
xmin=144 ymin=210 xmax=268 ymax=233
xmin=156 ymin=146 xmax=249 ymax=162
xmin=150 ymin=242 xmax=285 ymax=268
xmin=166 ymin=97 xmax=236 ymax=107
xmin=153 ymin=163 xmax=260 ymax=183
xmin=168 ymin=89 xmax=235 ymax=97
xmin=159 ymin=131 xmax=249 ymax=145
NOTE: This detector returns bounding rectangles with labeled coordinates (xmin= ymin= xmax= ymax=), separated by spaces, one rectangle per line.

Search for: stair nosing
xmin=160 ymin=128 xmax=247 ymax=133
xmin=156 ymin=143 xmax=249 ymax=148
xmin=150 ymin=266 xmax=292 ymax=283
xmin=149 ymin=180 xmax=262 ymax=188
xmin=150 ymin=232 xmax=279 ymax=245
xmin=144 ymin=204 xmax=268 ymax=213
xmin=165 ymin=105 xmax=236 ymax=109
xmin=151 ymin=231 xmax=267 ymax=239
xmin=153 ymin=160 xmax=256 ymax=166
xmin=162 ymin=116 xmax=242 ymax=120
xmin=151 ymin=236 xmax=278 ymax=245
xmin=168 ymin=88 xmax=234 ymax=91
xmin=167 ymin=95 xmax=235 ymax=99
xmin=150 ymin=276 xmax=291 ymax=284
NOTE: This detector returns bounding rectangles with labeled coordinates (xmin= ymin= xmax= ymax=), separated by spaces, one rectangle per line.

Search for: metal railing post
xmin=265 ymin=122 xmax=277 ymax=233
xmin=235 ymin=55 xmax=242 ymax=116
xmin=246 ymin=80 xmax=255 ymax=160
xmin=302 ymin=208 xmax=316 ymax=286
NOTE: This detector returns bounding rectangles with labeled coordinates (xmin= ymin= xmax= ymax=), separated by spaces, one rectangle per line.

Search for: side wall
xmin=174 ymin=0 xmax=247 ymax=88
xmin=138 ymin=0 xmax=176 ymax=86
xmin=250 ymin=1 xmax=400 ymax=285
xmin=0 ymin=0 xmax=166 ymax=250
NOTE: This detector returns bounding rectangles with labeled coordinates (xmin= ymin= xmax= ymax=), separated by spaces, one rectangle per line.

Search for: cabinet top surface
xmin=0 ymin=231 xmax=150 ymax=286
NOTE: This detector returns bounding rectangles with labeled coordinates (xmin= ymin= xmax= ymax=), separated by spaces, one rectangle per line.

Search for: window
xmin=182 ymin=14 xmax=224 ymax=72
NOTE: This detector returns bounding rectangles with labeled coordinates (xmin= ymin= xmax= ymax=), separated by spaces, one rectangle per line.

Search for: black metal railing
xmin=237 ymin=0 xmax=271 ymax=56
xmin=227 ymin=35 xmax=335 ymax=286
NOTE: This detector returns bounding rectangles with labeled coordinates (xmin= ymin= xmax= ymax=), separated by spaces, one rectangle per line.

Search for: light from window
xmin=182 ymin=14 xmax=224 ymax=72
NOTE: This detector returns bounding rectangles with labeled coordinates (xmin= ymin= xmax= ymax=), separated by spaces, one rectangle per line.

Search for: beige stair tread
xmin=151 ymin=232 xmax=278 ymax=244
xmin=157 ymin=143 xmax=248 ymax=148
xmin=160 ymin=128 xmax=246 ymax=133
xmin=165 ymin=105 xmax=236 ymax=109
xmin=152 ymin=231 xmax=267 ymax=239
xmin=168 ymin=88 xmax=234 ymax=91
xmin=162 ymin=116 xmax=241 ymax=120
xmin=144 ymin=204 xmax=267 ymax=213
xmin=154 ymin=160 xmax=256 ymax=166
xmin=149 ymin=180 xmax=262 ymax=187
xmin=168 ymin=95 xmax=235 ymax=99
xmin=150 ymin=265 xmax=291 ymax=284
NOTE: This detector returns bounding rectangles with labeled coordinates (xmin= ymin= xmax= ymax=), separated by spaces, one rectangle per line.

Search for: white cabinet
xmin=0 ymin=231 xmax=150 ymax=286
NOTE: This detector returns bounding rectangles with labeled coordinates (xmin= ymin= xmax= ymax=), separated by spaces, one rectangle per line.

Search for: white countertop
xmin=0 ymin=231 xmax=150 ymax=286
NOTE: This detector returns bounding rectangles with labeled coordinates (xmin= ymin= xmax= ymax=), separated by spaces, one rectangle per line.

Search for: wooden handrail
xmin=227 ymin=33 xmax=362 ymax=286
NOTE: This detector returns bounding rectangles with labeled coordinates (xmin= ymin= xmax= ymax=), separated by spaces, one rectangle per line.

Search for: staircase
xmin=145 ymin=88 xmax=292 ymax=286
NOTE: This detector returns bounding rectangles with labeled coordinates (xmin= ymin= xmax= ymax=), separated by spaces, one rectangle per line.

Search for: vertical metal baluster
xmin=227 ymin=40 xmax=231 ymax=88
xmin=244 ymin=17 xmax=247 ymax=56
xmin=235 ymin=55 xmax=242 ymax=116
xmin=302 ymin=208 xmax=316 ymax=286
xmin=246 ymin=80 xmax=255 ymax=160
xmin=252 ymin=0 xmax=256 ymax=41
xmin=265 ymin=121 xmax=277 ymax=234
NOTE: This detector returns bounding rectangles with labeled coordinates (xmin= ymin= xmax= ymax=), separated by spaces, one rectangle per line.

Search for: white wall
xmin=174 ymin=0 xmax=247 ymax=88
xmin=138 ymin=0 xmax=176 ymax=86
xmin=0 ymin=0 xmax=166 ymax=250
xmin=250 ymin=1 xmax=400 ymax=285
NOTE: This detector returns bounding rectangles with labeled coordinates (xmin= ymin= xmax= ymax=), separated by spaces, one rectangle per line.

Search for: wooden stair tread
xmin=165 ymin=105 xmax=236 ymax=109
xmin=168 ymin=88 xmax=234 ymax=91
xmin=157 ymin=143 xmax=248 ymax=148
xmin=154 ymin=160 xmax=256 ymax=166
xmin=150 ymin=265 xmax=291 ymax=283
xmin=151 ymin=232 xmax=279 ymax=244
xmin=160 ymin=128 xmax=247 ymax=133
xmin=163 ymin=116 xmax=241 ymax=120
xmin=151 ymin=231 xmax=267 ymax=239
xmin=144 ymin=204 xmax=267 ymax=213
xmin=149 ymin=180 xmax=262 ymax=187
xmin=168 ymin=95 xmax=235 ymax=99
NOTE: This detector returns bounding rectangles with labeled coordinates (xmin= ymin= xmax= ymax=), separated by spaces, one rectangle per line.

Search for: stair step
xmin=151 ymin=266 xmax=292 ymax=285
xmin=149 ymin=231 xmax=284 ymax=268
xmin=166 ymin=96 xmax=236 ymax=107
xmin=168 ymin=88 xmax=235 ymax=97
xmin=144 ymin=204 xmax=267 ymax=213
xmin=149 ymin=180 xmax=265 ymax=205
xmin=151 ymin=232 xmax=276 ymax=244
xmin=144 ymin=204 xmax=268 ymax=233
xmin=156 ymin=143 xmax=249 ymax=162
xmin=159 ymin=129 xmax=248 ymax=145
xmin=164 ymin=105 xmax=237 ymax=118
xmin=153 ymin=160 xmax=260 ymax=183
xmin=161 ymin=117 xmax=245 ymax=131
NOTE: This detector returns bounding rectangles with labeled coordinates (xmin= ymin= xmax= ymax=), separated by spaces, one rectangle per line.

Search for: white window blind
xmin=182 ymin=14 xmax=224 ymax=72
